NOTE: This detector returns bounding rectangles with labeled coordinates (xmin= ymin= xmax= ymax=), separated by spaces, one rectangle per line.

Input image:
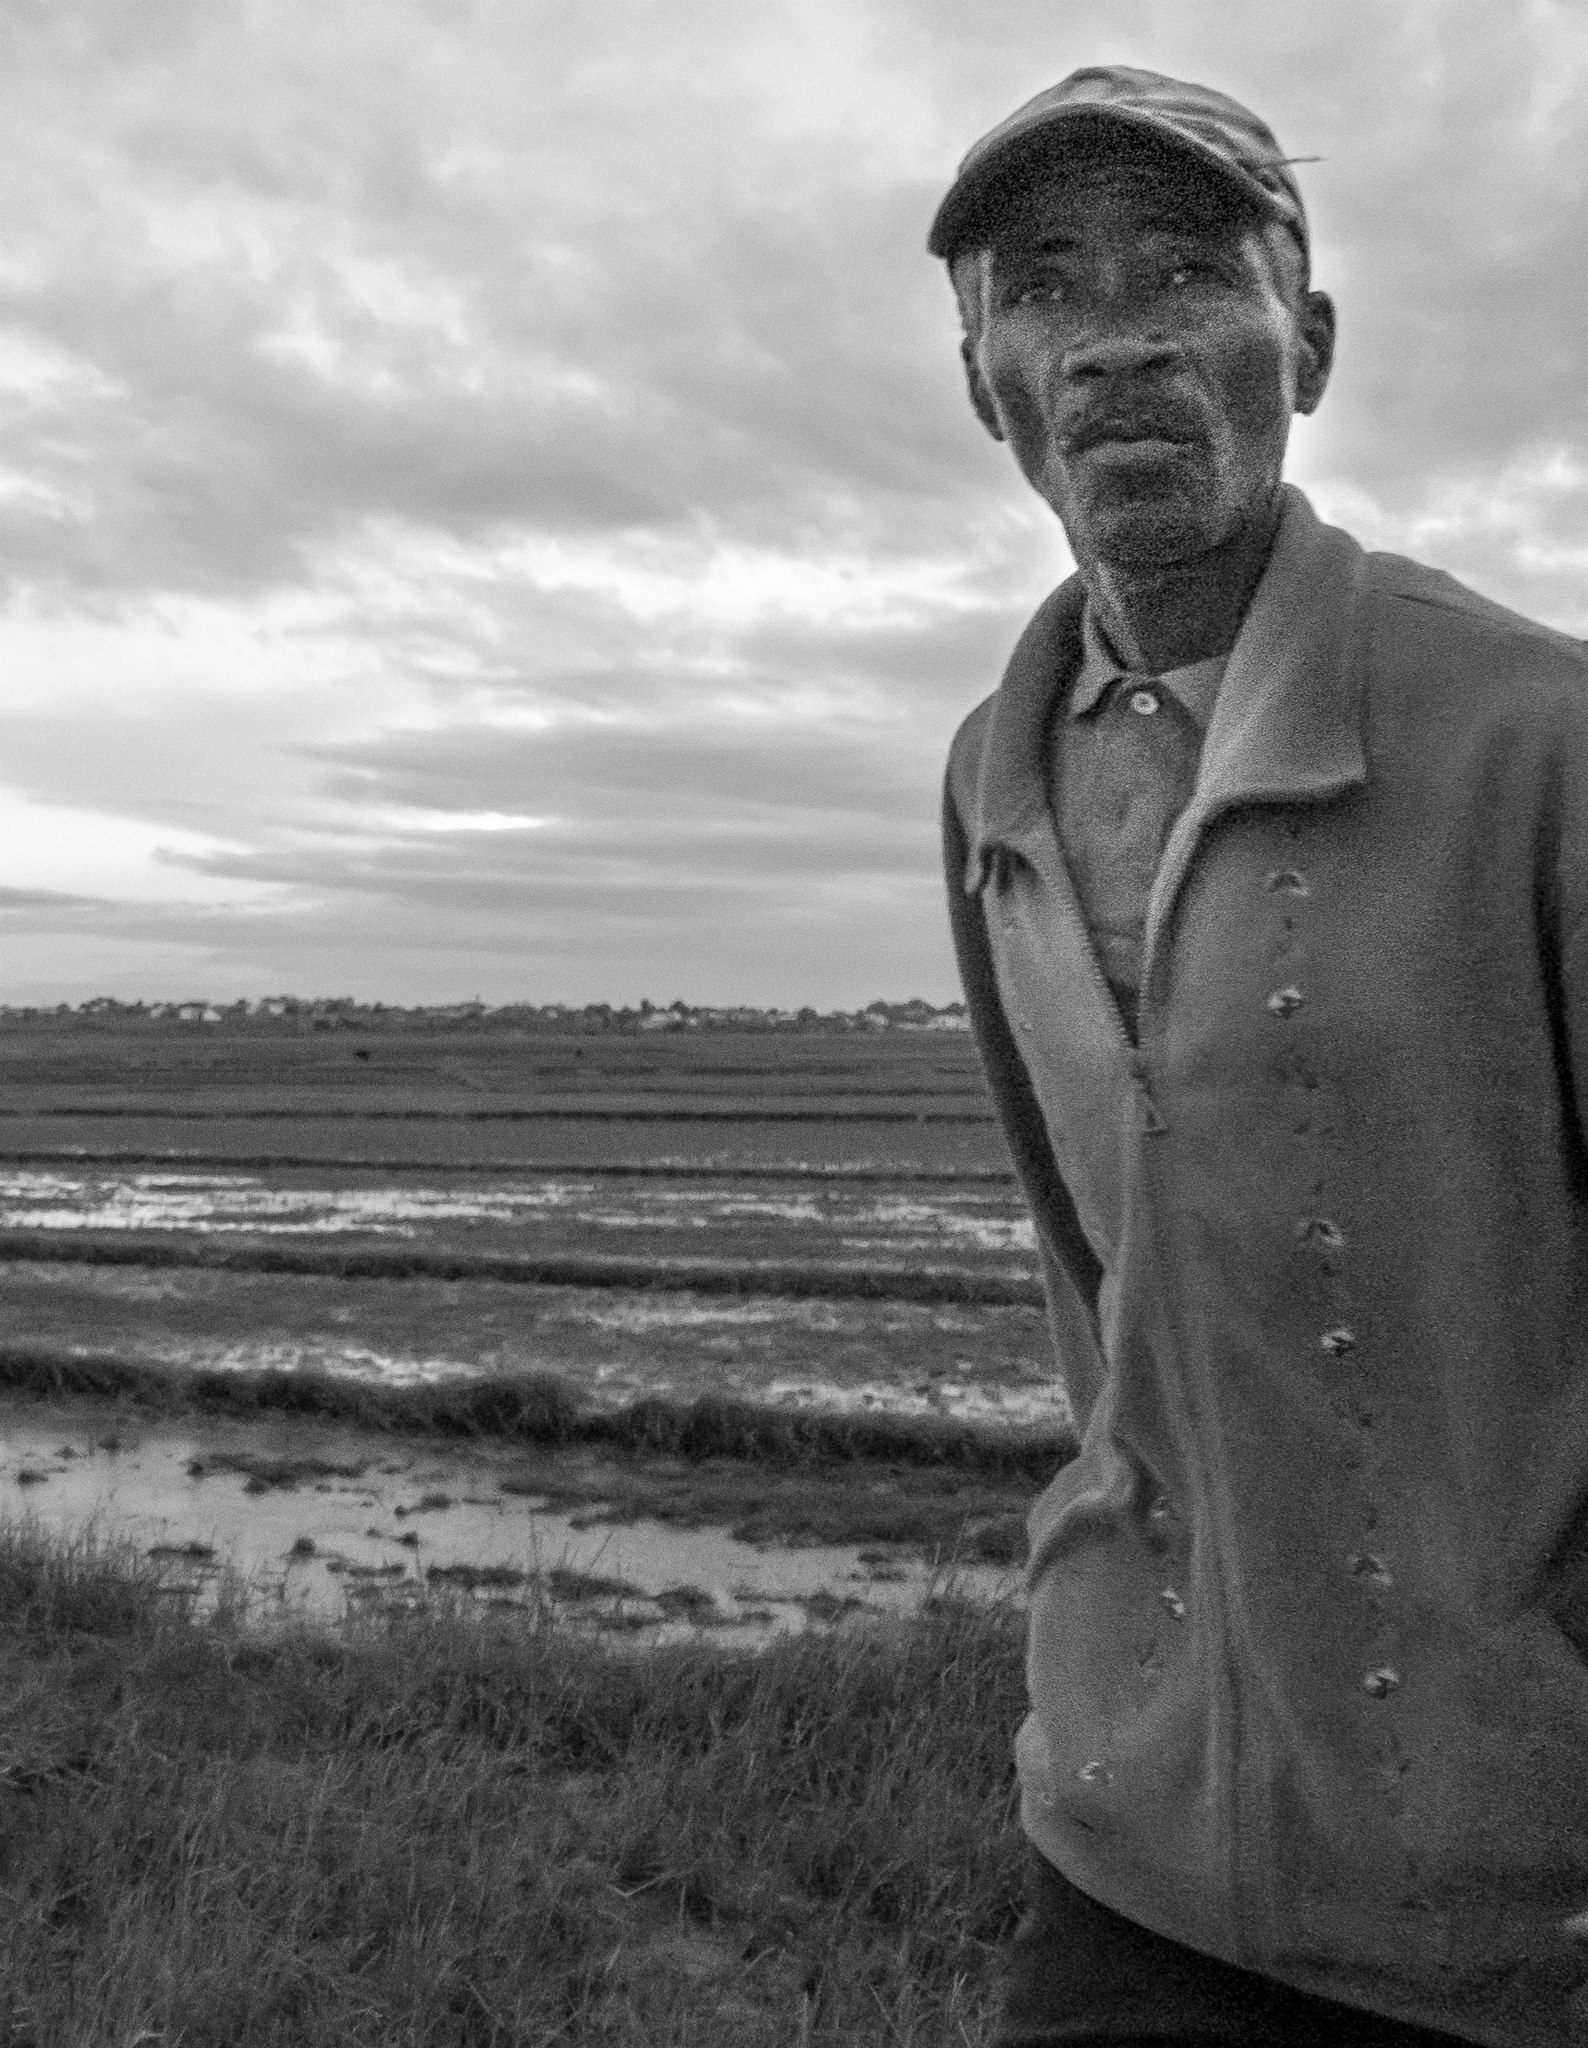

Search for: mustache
xmin=1064 ymin=409 xmax=1200 ymax=455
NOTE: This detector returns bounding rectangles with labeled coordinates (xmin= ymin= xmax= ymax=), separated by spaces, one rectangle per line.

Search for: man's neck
xmin=1079 ymin=495 xmax=1283 ymax=675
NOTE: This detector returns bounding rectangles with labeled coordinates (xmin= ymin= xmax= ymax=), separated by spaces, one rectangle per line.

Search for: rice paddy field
xmin=0 ymin=1014 xmax=1074 ymax=2040
xmin=0 ymin=1014 xmax=1073 ymax=1635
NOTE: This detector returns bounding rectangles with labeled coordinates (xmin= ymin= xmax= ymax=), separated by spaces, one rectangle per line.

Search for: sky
xmin=3 ymin=0 xmax=1588 ymax=1009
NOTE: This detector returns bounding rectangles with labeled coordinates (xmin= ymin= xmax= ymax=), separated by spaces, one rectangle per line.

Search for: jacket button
xmin=1296 ymin=1217 xmax=1346 ymax=1250
xmin=1347 ymin=1551 xmax=1394 ymax=1589
xmin=1128 ymin=688 xmax=1161 ymax=716
xmin=1264 ymin=868 xmax=1310 ymax=896
xmin=1362 ymin=1667 xmax=1401 ymax=1698
xmin=1267 ymin=986 xmax=1305 ymax=1019
xmin=1320 ymin=1326 xmax=1358 ymax=1357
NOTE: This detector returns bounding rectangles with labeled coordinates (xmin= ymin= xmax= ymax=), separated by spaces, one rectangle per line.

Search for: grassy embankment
xmin=0 ymin=1521 xmax=1028 ymax=2045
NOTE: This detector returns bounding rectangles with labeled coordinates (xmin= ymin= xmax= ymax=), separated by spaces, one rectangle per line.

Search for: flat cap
xmin=928 ymin=65 xmax=1309 ymax=264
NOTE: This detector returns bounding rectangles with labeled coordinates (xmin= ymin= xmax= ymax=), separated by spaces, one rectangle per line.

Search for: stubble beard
xmin=1055 ymin=466 xmax=1227 ymax=584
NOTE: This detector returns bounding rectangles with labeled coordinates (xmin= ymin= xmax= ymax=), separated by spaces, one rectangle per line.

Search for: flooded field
xmin=0 ymin=1163 xmax=1036 ymax=1265
xmin=0 ymin=1020 xmax=1063 ymax=1636
xmin=0 ymin=1258 xmax=1062 ymax=1425
xmin=0 ymin=1401 xmax=1022 ymax=1647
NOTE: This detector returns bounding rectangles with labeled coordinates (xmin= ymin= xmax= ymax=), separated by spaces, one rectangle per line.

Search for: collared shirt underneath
xmin=1046 ymin=606 xmax=1228 ymax=1041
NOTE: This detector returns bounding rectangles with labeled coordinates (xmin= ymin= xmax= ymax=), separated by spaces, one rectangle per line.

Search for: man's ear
xmin=1293 ymin=288 xmax=1336 ymax=418
xmin=962 ymin=339 xmax=1006 ymax=443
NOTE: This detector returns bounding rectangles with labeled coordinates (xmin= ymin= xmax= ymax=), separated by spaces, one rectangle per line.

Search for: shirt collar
xmin=964 ymin=485 xmax=1371 ymax=891
xmin=1065 ymin=605 xmax=1228 ymax=734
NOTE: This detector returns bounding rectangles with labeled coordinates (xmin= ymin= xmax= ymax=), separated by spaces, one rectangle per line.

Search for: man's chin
xmin=1065 ymin=493 xmax=1234 ymax=576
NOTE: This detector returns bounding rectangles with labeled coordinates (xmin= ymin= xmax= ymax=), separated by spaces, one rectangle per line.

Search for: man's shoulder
xmin=945 ymin=691 xmax=999 ymax=818
xmin=1364 ymin=548 xmax=1588 ymax=678
xmin=943 ymin=575 xmax=1088 ymax=824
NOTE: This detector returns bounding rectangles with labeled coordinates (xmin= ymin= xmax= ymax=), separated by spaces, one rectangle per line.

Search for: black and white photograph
xmin=1 ymin=3 xmax=1587 ymax=2042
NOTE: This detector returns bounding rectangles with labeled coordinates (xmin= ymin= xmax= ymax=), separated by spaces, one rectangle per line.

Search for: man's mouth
xmin=1068 ymin=417 xmax=1194 ymax=456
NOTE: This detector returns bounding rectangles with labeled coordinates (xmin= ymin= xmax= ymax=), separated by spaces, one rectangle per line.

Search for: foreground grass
xmin=0 ymin=1524 xmax=1028 ymax=2045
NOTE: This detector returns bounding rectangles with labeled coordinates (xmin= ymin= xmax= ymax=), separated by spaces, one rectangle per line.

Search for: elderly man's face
xmin=960 ymin=141 xmax=1333 ymax=573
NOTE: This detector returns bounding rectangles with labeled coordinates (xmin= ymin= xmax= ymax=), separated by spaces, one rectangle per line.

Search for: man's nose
xmin=1060 ymin=333 xmax=1181 ymax=380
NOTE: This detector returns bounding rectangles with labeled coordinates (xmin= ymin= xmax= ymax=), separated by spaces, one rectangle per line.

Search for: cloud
xmin=2 ymin=0 xmax=1586 ymax=1002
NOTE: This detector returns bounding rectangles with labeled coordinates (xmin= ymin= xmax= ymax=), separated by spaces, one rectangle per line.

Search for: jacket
xmin=943 ymin=485 xmax=1588 ymax=2044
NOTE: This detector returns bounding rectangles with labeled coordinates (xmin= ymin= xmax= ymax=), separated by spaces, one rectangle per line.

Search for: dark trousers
xmin=993 ymin=1851 xmax=1469 ymax=2047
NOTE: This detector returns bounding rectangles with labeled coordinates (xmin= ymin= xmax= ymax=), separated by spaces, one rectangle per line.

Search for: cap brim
xmin=927 ymin=104 xmax=1287 ymax=260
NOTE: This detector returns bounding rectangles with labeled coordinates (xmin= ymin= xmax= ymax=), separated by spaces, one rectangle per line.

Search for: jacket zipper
xmin=1001 ymin=834 xmax=1169 ymax=1135
xmin=1078 ymin=908 xmax=1167 ymax=1135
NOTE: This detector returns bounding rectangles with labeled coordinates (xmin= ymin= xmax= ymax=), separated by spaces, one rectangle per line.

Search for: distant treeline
xmin=1 ymin=996 xmax=970 ymax=1035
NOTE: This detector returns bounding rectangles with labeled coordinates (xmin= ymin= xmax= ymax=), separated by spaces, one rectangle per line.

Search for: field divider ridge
xmin=0 ymin=1149 xmax=1016 ymax=1183
xmin=0 ymin=1104 xmax=997 ymax=1124
xmin=0 ymin=1228 xmax=1044 ymax=1307
xmin=0 ymin=1341 xmax=1076 ymax=1478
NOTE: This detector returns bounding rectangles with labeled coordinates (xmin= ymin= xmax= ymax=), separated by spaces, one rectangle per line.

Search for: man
xmin=932 ymin=66 xmax=1588 ymax=2048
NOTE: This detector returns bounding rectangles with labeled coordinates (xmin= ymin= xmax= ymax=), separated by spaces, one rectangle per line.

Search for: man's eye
xmin=1167 ymin=259 xmax=1222 ymax=289
xmin=1013 ymin=279 xmax=1065 ymax=306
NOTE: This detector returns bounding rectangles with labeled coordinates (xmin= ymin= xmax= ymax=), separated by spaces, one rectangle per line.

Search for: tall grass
xmin=0 ymin=1523 xmax=1028 ymax=2045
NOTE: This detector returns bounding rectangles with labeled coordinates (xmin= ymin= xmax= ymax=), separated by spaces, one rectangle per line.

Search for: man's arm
xmin=941 ymin=761 xmax=1109 ymax=1430
xmin=1565 ymin=911 xmax=1588 ymax=1170
xmin=1551 ymin=674 xmax=1588 ymax=1172
xmin=1552 ymin=694 xmax=1588 ymax=1958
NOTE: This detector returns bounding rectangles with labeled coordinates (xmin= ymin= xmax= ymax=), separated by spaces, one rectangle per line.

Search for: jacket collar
xmin=964 ymin=485 xmax=1370 ymax=894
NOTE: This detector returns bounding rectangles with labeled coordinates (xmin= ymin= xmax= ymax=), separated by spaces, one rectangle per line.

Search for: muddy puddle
xmin=0 ymin=1401 xmax=1022 ymax=1649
